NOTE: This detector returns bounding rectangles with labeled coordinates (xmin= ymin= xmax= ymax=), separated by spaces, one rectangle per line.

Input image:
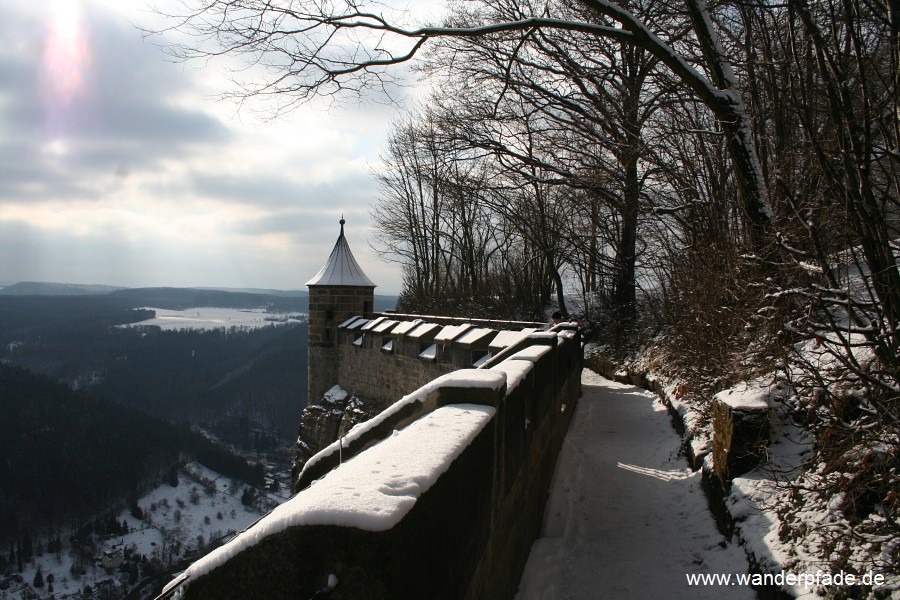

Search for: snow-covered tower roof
xmin=306 ymin=218 xmax=376 ymax=287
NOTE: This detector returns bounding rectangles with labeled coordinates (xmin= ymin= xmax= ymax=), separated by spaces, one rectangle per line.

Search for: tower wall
xmin=307 ymin=285 xmax=374 ymax=403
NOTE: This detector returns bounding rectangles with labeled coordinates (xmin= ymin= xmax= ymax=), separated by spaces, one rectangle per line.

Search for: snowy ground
xmin=2 ymin=463 xmax=284 ymax=600
xmin=515 ymin=369 xmax=755 ymax=600
xmin=122 ymin=307 xmax=305 ymax=331
xmin=726 ymin=384 xmax=899 ymax=599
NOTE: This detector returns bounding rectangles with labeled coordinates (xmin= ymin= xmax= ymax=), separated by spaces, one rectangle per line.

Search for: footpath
xmin=515 ymin=369 xmax=756 ymax=599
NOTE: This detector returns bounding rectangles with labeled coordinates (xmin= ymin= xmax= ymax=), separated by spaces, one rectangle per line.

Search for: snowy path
xmin=515 ymin=369 xmax=756 ymax=599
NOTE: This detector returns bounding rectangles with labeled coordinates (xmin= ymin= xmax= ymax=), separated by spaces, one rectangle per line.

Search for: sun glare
xmin=49 ymin=0 xmax=82 ymax=38
xmin=43 ymin=139 xmax=70 ymax=157
xmin=42 ymin=0 xmax=90 ymax=117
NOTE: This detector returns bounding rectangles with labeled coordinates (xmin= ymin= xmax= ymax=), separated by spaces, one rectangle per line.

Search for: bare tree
xmin=371 ymin=113 xmax=448 ymax=302
xmin=158 ymin=0 xmax=896 ymax=376
xmin=372 ymin=110 xmax=528 ymax=317
xmin=155 ymin=0 xmax=775 ymax=253
xmin=157 ymin=0 xmax=900 ymax=575
xmin=423 ymin=0 xmax=657 ymax=327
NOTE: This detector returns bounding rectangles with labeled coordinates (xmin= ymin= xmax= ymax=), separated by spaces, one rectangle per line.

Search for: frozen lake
xmin=124 ymin=307 xmax=306 ymax=331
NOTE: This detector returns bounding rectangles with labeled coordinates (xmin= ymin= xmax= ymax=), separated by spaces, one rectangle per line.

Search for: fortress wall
xmin=166 ymin=323 xmax=582 ymax=600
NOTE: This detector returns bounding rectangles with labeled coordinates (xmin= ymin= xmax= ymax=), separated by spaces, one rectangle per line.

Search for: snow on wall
xmin=508 ymin=344 xmax=553 ymax=363
xmin=176 ymin=403 xmax=496 ymax=587
xmin=434 ymin=323 xmax=473 ymax=343
xmin=489 ymin=359 xmax=533 ymax=393
xmin=392 ymin=319 xmax=423 ymax=335
xmin=302 ymin=369 xmax=506 ymax=476
xmin=164 ymin=324 xmax=583 ymax=599
xmin=457 ymin=326 xmax=496 ymax=346
xmin=489 ymin=329 xmax=539 ymax=351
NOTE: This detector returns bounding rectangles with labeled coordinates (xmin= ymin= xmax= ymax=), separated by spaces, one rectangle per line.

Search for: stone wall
xmin=332 ymin=314 xmax=544 ymax=405
xmin=711 ymin=392 xmax=770 ymax=482
xmin=337 ymin=343 xmax=457 ymax=404
xmin=162 ymin=326 xmax=582 ymax=600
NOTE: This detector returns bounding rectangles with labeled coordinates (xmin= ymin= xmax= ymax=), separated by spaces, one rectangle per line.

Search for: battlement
xmin=332 ymin=312 xmax=546 ymax=405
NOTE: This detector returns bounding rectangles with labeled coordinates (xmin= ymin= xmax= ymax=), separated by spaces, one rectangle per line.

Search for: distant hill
xmin=195 ymin=286 xmax=308 ymax=297
xmin=0 ymin=362 xmax=182 ymax=538
xmin=0 ymin=282 xmax=397 ymax=312
xmin=0 ymin=281 xmax=126 ymax=295
xmin=374 ymin=294 xmax=398 ymax=312
xmin=107 ymin=287 xmax=308 ymax=311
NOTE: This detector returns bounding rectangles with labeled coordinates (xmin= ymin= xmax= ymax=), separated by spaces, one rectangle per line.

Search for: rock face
xmin=293 ymin=385 xmax=388 ymax=480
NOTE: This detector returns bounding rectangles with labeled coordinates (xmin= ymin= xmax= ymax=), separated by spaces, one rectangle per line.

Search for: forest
xmin=156 ymin=0 xmax=898 ymax=586
xmin=0 ymin=363 xmax=265 ymax=544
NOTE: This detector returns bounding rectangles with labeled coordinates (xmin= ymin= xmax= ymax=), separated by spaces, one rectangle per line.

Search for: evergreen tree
xmin=168 ymin=465 xmax=180 ymax=487
xmin=21 ymin=533 xmax=33 ymax=562
xmin=240 ymin=487 xmax=256 ymax=508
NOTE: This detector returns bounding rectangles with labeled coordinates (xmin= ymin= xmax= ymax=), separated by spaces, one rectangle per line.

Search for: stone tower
xmin=306 ymin=218 xmax=376 ymax=403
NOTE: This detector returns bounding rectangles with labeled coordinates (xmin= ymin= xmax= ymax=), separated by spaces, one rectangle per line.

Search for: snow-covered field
xmin=123 ymin=307 xmax=305 ymax=331
xmin=2 ymin=463 xmax=284 ymax=600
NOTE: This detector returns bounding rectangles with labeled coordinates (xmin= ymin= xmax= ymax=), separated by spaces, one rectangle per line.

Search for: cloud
xmin=0 ymin=0 xmax=404 ymax=293
xmin=0 ymin=2 xmax=228 ymax=199
xmin=0 ymin=2 xmax=238 ymax=194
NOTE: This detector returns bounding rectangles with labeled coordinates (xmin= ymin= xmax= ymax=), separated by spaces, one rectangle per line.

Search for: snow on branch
xmin=152 ymin=0 xmax=730 ymax=112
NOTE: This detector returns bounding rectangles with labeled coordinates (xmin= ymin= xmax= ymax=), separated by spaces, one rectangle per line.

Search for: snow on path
xmin=515 ymin=369 xmax=755 ymax=600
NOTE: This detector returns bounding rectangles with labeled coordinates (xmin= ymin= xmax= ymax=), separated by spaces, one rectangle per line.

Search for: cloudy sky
xmin=0 ymin=0 xmax=418 ymax=294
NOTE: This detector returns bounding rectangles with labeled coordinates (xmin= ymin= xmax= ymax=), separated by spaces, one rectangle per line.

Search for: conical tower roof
xmin=306 ymin=218 xmax=376 ymax=287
